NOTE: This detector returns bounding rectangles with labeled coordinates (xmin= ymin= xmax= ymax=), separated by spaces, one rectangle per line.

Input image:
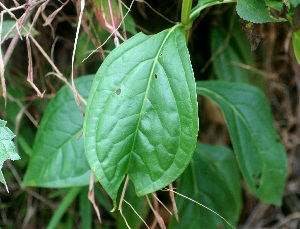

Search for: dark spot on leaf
xmin=154 ymin=74 xmax=158 ymax=79
xmin=159 ymin=53 xmax=163 ymax=57
xmin=253 ymin=173 xmax=262 ymax=189
xmin=115 ymin=88 xmax=121 ymax=95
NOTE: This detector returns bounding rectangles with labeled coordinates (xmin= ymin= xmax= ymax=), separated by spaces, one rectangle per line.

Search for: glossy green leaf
xmin=22 ymin=75 xmax=95 ymax=187
xmin=169 ymin=143 xmax=242 ymax=229
xmin=116 ymin=180 xmax=150 ymax=229
xmin=0 ymin=119 xmax=20 ymax=192
xmin=236 ymin=0 xmax=285 ymax=23
xmin=196 ymin=81 xmax=287 ymax=205
xmin=84 ymin=25 xmax=198 ymax=207
xmin=292 ymin=29 xmax=300 ymax=65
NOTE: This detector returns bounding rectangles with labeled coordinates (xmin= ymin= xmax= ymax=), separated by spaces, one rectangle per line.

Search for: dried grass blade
xmin=26 ymin=37 xmax=44 ymax=98
xmin=123 ymin=199 xmax=150 ymax=229
xmin=88 ymin=173 xmax=102 ymax=224
xmin=146 ymin=195 xmax=166 ymax=229
xmin=118 ymin=175 xmax=131 ymax=229
xmin=169 ymin=183 xmax=179 ymax=222
xmin=0 ymin=12 xmax=6 ymax=105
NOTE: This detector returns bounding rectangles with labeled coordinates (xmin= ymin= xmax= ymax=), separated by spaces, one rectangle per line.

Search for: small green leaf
xmin=0 ymin=119 xmax=20 ymax=192
xmin=84 ymin=25 xmax=198 ymax=207
xmin=196 ymin=81 xmax=287 ymax=205
xmin=22 ymin=75 xmax=95 ymax=188
xmin=169 ymin=143 xmax=242 ymax=229
xmin=292 ymin=29 xmax=300 ymax=65
xmin=236 ymin=0 xmax=285 ymax=23
xmin=289 ymin=0 xmax=300 ymax=8
xmin=1 ymin=20 xmax=38 ymax=39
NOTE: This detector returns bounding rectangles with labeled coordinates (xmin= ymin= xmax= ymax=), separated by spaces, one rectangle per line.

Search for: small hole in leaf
xmin=253 ymin=173 xmax=262 ymax=189
xmin=115 ymin=88 xmax=121 ymax=95
xmin=159 ymin=53 xmax=163 ymax=57
xmin=154 ymin=74 xmax=158 ymax=79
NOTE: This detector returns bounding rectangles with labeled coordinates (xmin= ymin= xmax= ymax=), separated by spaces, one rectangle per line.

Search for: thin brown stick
xmin=26 ymin=37 xmax=45 ymax=97
xmin=124 ymin=199 xmax=150 ymax=229
xmin=200 ymin=13 xmax=236 ymax=73
xmin=169 ymin=183 xmax=179 ymax=222
xmin=146 ymin=195 xmax=166 ymax=229
xmin=152 ymin=192 xmax=172 ymax=215
xmin=118 ymin=175 xmax=131 ymax=228
xmin=88 ymin=173 xmax=102 ymax=223
xmin=6 ymin=93 xmax=39 ymax=128
xmin=136 ymin=0 xmax=176 ymax=24
xmin=163 ymin=188 xmax=235 ymax=229
xmin=0 ymin=12 xmax=6 ymax=105
xmin=0 ymin=2 xmax=87 ymax=105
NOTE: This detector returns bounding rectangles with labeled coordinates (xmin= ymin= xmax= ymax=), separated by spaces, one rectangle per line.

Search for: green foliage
xmin=236 ymin=0 xmax=285 ymax=23
xmin=0 ymin=119 xmax=20 ymax=192
xmin=83 ymin=24 xmax=198 ymax=207
xmin=1 ymin=20 xmax=38 ymax=39
xmin=210 ymin=13 xmax=262 ymax=84
xmin=22 ymin=75 xmax=94 ymax=188
xmin=196 ymin=81 xmax=287 ymax=205
xmin=169 ymin=143 xmax=242 ymax=228
xmin=4 ymin=0 xmax=292 ymax=227
xmin=292 ymin=29 xmax=300 ymax=64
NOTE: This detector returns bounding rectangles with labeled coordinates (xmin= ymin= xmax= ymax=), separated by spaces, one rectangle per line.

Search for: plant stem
xmin=181 ymin=0 xmax=193 ymax=42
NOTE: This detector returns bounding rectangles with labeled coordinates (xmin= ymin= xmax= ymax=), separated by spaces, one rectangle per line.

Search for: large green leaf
xmin=196 ymin=81 xmax=287 ymax=205
xmin=169 ymin=143 xmax=242 ymax=229
xmin=0 ymin=119 xmax=20 ymax=191
xmin=22 ymin=75 xmax=95 ymax=187
xmin=84 ymin=25 xmax=198 ymax=207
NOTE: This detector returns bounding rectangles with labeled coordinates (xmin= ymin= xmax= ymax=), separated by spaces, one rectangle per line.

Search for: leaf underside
xmin=196 ymin=81 xmax=287 ymax=205
xmin=23 ymin=75 xmax=94 ymax=188
xmin=84 ymin=25 xmax=198 ymax=206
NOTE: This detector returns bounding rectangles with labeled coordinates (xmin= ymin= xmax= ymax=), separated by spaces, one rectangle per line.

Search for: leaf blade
xmin=196 ymin=81 xmax=287 ymax=205
xmin=169 ymin=143 xmax=242 ymax=229
xmin=84 ymin=25 xmax=198 ymax=206
xmin=0 ymin=119 xmax=20 ymax=192
xmin=22 ymin=75 xmax=95 ymax=188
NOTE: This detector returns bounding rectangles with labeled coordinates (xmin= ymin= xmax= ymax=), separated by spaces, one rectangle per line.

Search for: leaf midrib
xmin=127 ymin=25 xmax=181 ymax=170
xmin=196 ymin=86 xmax=263 ymax=166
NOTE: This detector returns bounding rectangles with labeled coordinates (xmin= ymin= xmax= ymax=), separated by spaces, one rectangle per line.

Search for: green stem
xmin=181 ymin=0 xmax=193 ymax=42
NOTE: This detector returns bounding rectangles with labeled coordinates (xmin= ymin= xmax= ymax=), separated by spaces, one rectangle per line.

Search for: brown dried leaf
xmin=43 ymin=0 xmax=70 ymax=26
xmin=239 ymin=18 xmax=261 ymax=51
xmin=26 ymin=37 xmax=44 ymax=98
